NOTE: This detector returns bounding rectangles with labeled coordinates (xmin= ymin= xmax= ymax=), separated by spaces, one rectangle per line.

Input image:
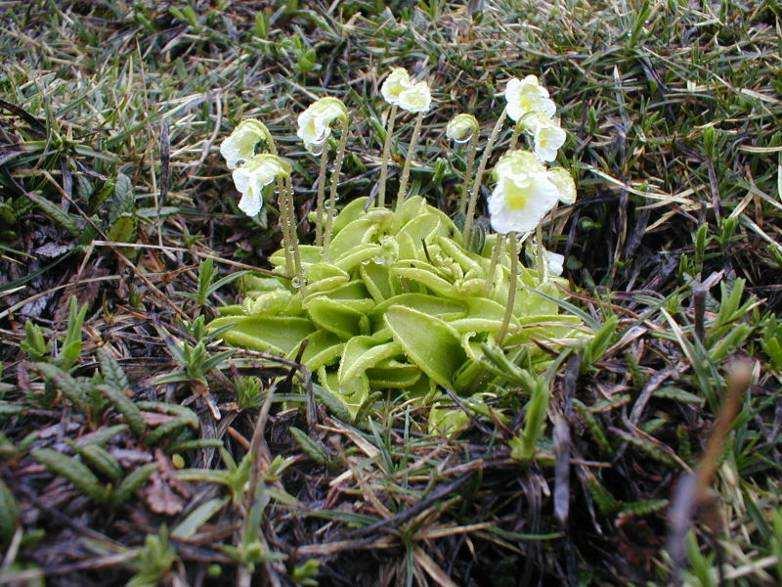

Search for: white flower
xmin=546 ymin=167 xmax=577 ymax=204
xmin=398 ymin=81 xmax=432 ymax=113
xmin=220 ymin=119 xmax=273 ymax=170
xmin=522 ymin=114 xmax=566 ymax=162
xmin=381 ymin=67 xmax=411 ymax=106
xmin=231 ymin=154 xmax=291 ymax=217
xmin=296 ymin=97 xmax=348 ymax=154
xmin=527 ymin=245 xmax=564 ymax=276
xmin=504 ymin=75 xmax=556 ymax=123
xmin=544 ymin=249 xmax=564 ymax=276
xmin=446 ymin=113 xmax=479 ymax=143
xmin=488 ymin=150 xmax=560 ymax=234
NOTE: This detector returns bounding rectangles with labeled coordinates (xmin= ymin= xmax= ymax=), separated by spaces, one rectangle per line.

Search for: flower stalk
xmin=496 ymin=231 xmax=518 ymax=345
xmin=275 ymin=177 xmax=295 ymax=279
xmin=323 ymin=117 xmax=349 ymax=254
xmin=377 ymin=104 xmax=397 ymax=208
xmin=282 ymin=176 xmax=304 ymax=289
xmin=488 ymin=234 xmax=505 ymax=287
xmin=314 ymin=141 xmax=331 ymax=247
xmin=458 ymin=131 xmax=479 ymax=218
xmin=395 ymin=111 xmax=424 ymax=211
xmin=463 ymin=107 xmax=507 ymax=242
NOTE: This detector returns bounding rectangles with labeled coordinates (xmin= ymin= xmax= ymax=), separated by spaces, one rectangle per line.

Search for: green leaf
xmin=32 ymin=448 xmax=109 ymax=502
xmin=0 ymin=479 xmax=19 ymax=545
xmin=108 ymin=173 xmax=135 ymax=224
xmin=290 ymin=427 xmax=330 ymax=465
xmin=75 ymin=443 xmax=123 ymax=480
xmin=390 ymin=265 xmax=457 ymax=298
xmin=307 ymin=297 xmax=370 ymax=340
xmin=331 ymin=197 xmax=369 ymax=234
xmin=98 ymin=384 xmax=147 ymax=438
xmin=366 ymin=360 xmax=422 ymax=389
xmin=318 ymin=367 xmax=369 ymax=417
xmin=21 ymin=320 xmax=47 ymax=361
xmin=333 ymin=244 xmax=382 ymax=273
xmin=296 ymin=330 xmax=344 ymax=370
xmin=114 ymin=463 xmax=157 ymax=504
xmin=449 ymin=296 xmax=518 ymax=334
xmin=338 ymin=337 xmax=402 ymax=385
xmin=383 ymin=305 xmax=466 ymax=389
xmin=25 ymin=190 xmax=81 ymax=236
xmin=106 ymin=213 xmax=137 ymax=244
xmin=209 ymin=315 xmax=315 ymax=354
xmin=511 ymin=377 xmax=550 ymax=462
xmin=97 ymin=347 xmax=129 ymax=391
xmin=360 ymin=261 xmax=394 ymax=301
xmin=33 ymin=362 xmax=90 ymax=413
xmin=172 ymin=498 xmax=228 ymax=539
xmin=58 ymin=295 xmax=88 ymax=370
xmin=329 ymin=217 xmax=378 ymax=260
xmin=370 ymin=293 xmax=465 ymax=322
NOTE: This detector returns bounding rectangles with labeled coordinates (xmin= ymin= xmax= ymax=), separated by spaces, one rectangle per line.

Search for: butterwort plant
xmin=213 ymin=71 xmax=582 ymax=446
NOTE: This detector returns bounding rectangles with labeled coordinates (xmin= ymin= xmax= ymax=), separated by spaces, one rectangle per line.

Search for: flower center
xmin=505 ymin=178 xmax=532 ymax=211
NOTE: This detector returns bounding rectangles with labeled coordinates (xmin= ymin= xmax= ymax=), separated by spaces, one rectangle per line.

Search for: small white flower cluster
xmin=380 ymin=67 xmax=432 ymax=113
xmin=219 ymin=120 xmax=290 ymax=217
xmin=296 ymin=97 xmax=348 ymax=155
xmin=488 ymin=150 xmax=574 ymax=236
xmin=504 ymin=75 xmax=566 ymax=162
xmin=445 ymin=113 xmax=479 ymax=144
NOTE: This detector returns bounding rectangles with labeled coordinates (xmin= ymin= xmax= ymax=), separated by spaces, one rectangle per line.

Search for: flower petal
xmin=398 ymin=81 xmax=432 ymax=113
xmin=381 ymin=68 xmax=411 ymax=106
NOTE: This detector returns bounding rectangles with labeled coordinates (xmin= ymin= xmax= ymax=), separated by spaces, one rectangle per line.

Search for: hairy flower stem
xmin=323 ymin=118 xmax=349 ymax=256
xmin=278 ymin=178 xmax=303 ymax=290
xmin=276 ymin=178 xmax=294 ymax=277
xmin=463 ymin=108 xmax=508 ymax=242
xmin=377 ymin=104 xmax=397 ymax=208
xmin=395 ymin=111 xmax=424 ymax=211
xmin=457 ymin=131 xmax=479 ymax=218
xmin=488 ymin=234 xmax=505 ymax=288
xmin=314 ymin=141 xmax=331 ymax=247
xmin=497 ymin=231 xmax=518 ymax=345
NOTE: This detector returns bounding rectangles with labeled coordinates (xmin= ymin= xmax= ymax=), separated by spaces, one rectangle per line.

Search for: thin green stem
xmin=314 ymin=141 xmax=331 ymax=247
xmin=488 ymin=233 xmax=505 ymax=288
xmin=377 ymin=104 xmax=397 ymax=208
xmin=286 ymin=177 xmax=303 ymax=282
xmin=464 ymin=108 xmax=507 ymax=242
xmin=278 ymin=177 xmax=303 ymax=290
xmin=497 ymin=231 xmax=518 ymax=346
xmin=323 ymin=118 xmax=349 ymax=256
xmin=396 ymin=111 xmax=424 ymax=211
xmin=457 ymin=131 xmax=479 ymax=218
xmin=276 ymin=177 xmax=293 ymax=278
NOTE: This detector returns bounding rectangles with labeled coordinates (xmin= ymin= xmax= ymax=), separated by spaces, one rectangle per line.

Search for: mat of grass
xmin=1 ymin=1 xmax=781 ymax=584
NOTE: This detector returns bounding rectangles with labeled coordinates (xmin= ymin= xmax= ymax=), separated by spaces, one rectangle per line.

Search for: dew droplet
xmin=291 ymin=275 xmax=308 ymax=290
